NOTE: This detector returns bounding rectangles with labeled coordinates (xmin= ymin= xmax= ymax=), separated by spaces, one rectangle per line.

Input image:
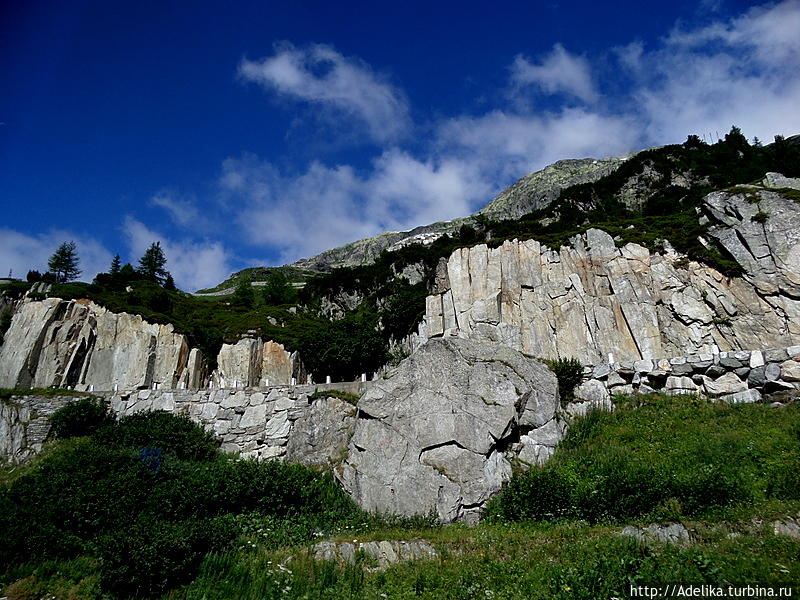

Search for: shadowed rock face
xmin=338 ymin=337 xmax=560 ymax=523
xmin=0 ymin=298 xmax=200 ymax=390
xmin=419 ymin=189 xmax=800 ymax=364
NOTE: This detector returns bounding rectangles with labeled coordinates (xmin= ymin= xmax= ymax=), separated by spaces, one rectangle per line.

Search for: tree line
xmin=28 ymin=241 xmax=176 ymax=289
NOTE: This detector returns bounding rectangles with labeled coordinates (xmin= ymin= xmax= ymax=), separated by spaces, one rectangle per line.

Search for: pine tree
xmin=164 ymin=273 xmax=176 ymax=291
xmin=47 ymin=241 xmax=81 ymax=283
xmin=137 ymin=242 xmax=169 ymax=284
xmin=110 ymin=254 xmax=121 ymax=276
xmin=232 ymin=275 xmax=255 ymax=309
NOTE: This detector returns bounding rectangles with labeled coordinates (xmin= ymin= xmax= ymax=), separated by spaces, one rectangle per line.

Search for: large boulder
xmin=338 ymin=338 xmax=560 ymax=523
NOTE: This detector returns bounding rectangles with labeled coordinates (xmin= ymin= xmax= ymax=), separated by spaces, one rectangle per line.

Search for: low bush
xmin=0 ymin=411 xmax=365 ymax=599
xmin=545 ymin=357 xmax=584 ymax=402
xmin=48 ymin=398 xmax=113 ymax=440
xmin=93 ymin=410 xmax=219 ymax=461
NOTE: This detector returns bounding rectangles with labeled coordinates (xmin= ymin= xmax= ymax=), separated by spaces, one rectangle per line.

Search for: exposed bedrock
xmin=0 ymin=298 xmax=303 ymax=390
xmin=338 ymin=337 xmax=561 ymax=523
xmin=420 ymin=190 xmax=800 ymax=364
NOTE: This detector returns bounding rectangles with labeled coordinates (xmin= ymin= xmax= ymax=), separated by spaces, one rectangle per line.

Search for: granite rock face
xmin=420 ymin=189 xmax=800 ymax=364
xmin=338 ymin=338 xmax=560 ymax=523
xmin=211 ymin=339 xmax=304 ymax=387
xmin=0 ymin=298 xmax=202 ymax=390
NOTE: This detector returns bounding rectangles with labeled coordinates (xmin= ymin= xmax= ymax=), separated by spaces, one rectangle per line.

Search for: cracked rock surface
xmin=338 ymin=337 xmax=559 ymax=523
xmin=421 ymin=189 xmax=800 ymax=364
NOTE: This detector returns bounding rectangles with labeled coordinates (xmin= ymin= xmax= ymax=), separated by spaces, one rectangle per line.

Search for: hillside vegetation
xmin=1 ymin=394 xmax=798 ymax=599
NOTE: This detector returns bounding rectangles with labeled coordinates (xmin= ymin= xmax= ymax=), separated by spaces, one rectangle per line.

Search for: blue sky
xmin=2 ymin=0 xmax=799 ymax=291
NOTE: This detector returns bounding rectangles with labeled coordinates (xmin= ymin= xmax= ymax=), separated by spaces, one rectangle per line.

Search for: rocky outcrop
xmin=479 ymin=154 xmax=632 ymax=220
xmin=0 ymin=298 xmax=312 ymax=390
xmin=420 ymin=189 xmax=800 ymax=364
xmin=285 ymin=396 xmax=356 ymax=468
xmin=312 ymin=539 xmax=438 ymax=569
xmin=0 ymin=298 xmax=203 ymax=391
xmin=338 ymin=338 xmax=560 ymax=523
xmin=211 ymin=339 xmax=306 ymax=387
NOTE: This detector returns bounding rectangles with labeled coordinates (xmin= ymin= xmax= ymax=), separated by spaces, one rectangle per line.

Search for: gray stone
xmin=338 ymin=338 xmax=559 ymax=523
xmin=573 ymin=379 xmax=610 ymax=404
xmin=765 ymin=380 xmax=796 ymax=393
xmin=620 ymin=523 xmax=692 ymax=546
xmin=773 ymin=518 xmax=800 ymax=539
xmin=765 ymin=348 xmax=789 ymax=363
xmin=312 ymin=539 xmax=438 ymax=569
xmin=285 ymin=397 xmax=356 ymax=468
xmin=765 ymin=363 xmax=782 ymax=381
xmin=592 ymin=363 xmax=612 ymax=379
xmin=780 ymin=360 xmax=800 ymax=381
xmin=750 ymin=350 xmax=765 ymax=368
xmin=633 ymin=359 xmax=654 ymax=373
xmin=720 ymin=389 xmax=761 ymax=404
xmin=747 ymin=366 xmax=767 ymax=388
xmin=704 ymin=373 xmax=747 ymax=396
xmin=705 ymin=365 xmax=726 ymax=378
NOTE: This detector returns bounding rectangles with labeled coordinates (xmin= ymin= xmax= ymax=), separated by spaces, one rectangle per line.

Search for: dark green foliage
xmin=137 ymin=241 xmax=169 ymax=284
xmin=49 ymin=398 xmax=113 ymax=440
xmin=544 ymin=357 xmax=584 ymax=403
xmin=109 ymin=254 xmax=121 ymax=276
xmin=97 ymin=516 xmax=235 ymax=598
xmin=47 ymin=241 xmax=81 ymax=283
xmin=93 ymin=411 xmax=219 ymax=461
xmin=487 ymin=395 xmax=800 ymax=524
xmin=0 ymin=412 xmax=364 ymax=598
xmin=232 ymin=275 xmax=255 ymax=309
xmin=26 ymin=270 xmax=42 ymax=283
xmin=261 ymin=270 xmax=298 ymax=305
xmin=163 ymin=273 xmax=176 ymax=291
xmin=298 ymin=310 xmax=387 ymax=381
xmin=751 ymin=211 xmax=769 ymax=223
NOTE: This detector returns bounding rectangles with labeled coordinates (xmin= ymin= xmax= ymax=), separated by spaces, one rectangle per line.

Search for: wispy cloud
xmin=150 ymin=190 xmax=203 ymax=229
xmin=238 ymin=42 xmax=410 ymax=143
xmin=0 ymin=228 xmax=112 ymax=282
xmin=510 ymin=44 xmax=598 ymax=104
xmin=219 ymin=150 xmax=488 ymax=264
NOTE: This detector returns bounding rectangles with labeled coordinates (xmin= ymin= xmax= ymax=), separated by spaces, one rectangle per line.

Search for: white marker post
xmin=326 ymin=375 xmax=331 ymax=384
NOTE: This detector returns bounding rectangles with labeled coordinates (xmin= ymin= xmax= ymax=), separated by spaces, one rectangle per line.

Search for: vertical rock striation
xmin=420 ymin=190 xmax=800 ymax=364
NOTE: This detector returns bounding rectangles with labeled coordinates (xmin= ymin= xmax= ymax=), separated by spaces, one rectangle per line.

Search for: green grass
xmin=487 ymin=394 xmax=800 ymax=524
xmin=0 ymin=388 xmax=95 ymax=401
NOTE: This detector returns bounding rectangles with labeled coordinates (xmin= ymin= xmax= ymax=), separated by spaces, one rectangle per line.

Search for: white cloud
xmin=0 ymin=228 xmax=113 ymax=283
xmin=219 ymin=150 xmax=490 ymax=264
xmin=625 ymin=0 xmax=800 ymax=144
xmin=150 ymin=190 xmax=203 ymax=229
xmin=510 ymin=44 xmax=598 ymax=104
xmin=123 ymin=217 xmax=233 ymax=292
xmin=239 ymin=42 xmax=410 ymax=143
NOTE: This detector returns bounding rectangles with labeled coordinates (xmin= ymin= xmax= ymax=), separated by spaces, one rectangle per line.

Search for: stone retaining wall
xmin=0 ymin=395 xmax=83 ymax=463
xmin=574 ymin=346 xmax=800 ymax=407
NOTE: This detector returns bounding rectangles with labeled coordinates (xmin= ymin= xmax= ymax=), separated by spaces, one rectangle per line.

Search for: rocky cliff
xmin=0 ymin=298 xmax=303 ymax=390
xmin=419 ymin=186 xmax=800 ymax=364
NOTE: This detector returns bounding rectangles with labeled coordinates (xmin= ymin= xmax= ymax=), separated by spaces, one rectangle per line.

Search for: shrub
xmin=48 ymin=398 xmax=113 ymax=440
xmin=93 ymin=410 xmax=219 ymax=461
xmin=545 ymin=357 xmax=584 ymax=402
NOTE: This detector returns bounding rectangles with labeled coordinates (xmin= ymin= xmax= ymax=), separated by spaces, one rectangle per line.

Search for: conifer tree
xmin=110 ymin=254 xmax=121 ymax=276
xmin=137 ymin=242 xmax=169 ymax=284
xmin=47 ymin=241 xmax=81 ymax=283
